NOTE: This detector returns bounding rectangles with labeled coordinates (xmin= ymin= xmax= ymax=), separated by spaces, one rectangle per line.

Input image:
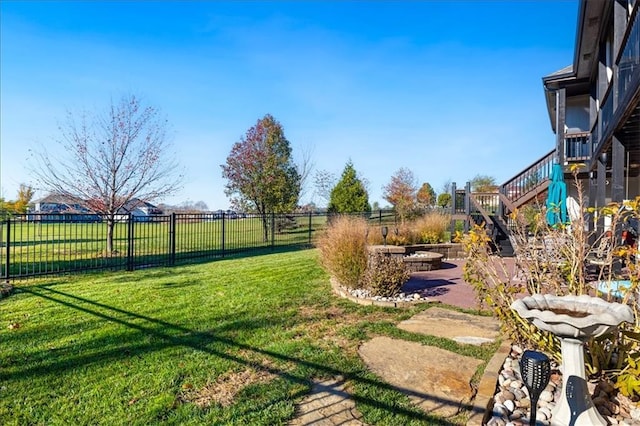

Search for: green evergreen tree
xmin=327 ymin=162 xmax=371 ymax=214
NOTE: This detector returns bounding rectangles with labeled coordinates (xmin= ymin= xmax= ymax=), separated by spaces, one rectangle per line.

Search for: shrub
xmin=371 ymin=212 xmax=451 ymax=246
xmin=316 ymin=215 xmax=369 ymax=289
xmin=413 ymin=212 xmax=450 ymax=243
xmin=362 ymin=253 xmax=410 ymax=297
xmin=461 ymin=168 xmax=640 ymax=396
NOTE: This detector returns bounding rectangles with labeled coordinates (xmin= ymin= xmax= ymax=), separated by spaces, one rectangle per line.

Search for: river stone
xmin=358 ymin=336 xmax=482 ymax=418
xmin=396 ymin=307 xmax=500 ymax=344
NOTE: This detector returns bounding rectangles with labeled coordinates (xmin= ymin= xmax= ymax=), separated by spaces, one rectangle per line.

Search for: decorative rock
xmin=538 ymin=406 xmax=552 ymax=420
xmin=491 ymin=345 xmax=638 ymax=426
xmin=512 ymin=388 xmax=526 ymax=400
xmin=504 ymin=399 xmax=516 ymax=413
xmin=509 ymin=380 xmax=523 ymax=390
xmin=539 ymin=390 xmax=554 ymax=402
xmin=487 ymin=416 xmax=507 ymax=426
xmin=493 ymin=403 xmax=509 ymax=417
xmin=510 ymin=409 xmax=525 ymax=420
xmin=500 ymin=389 xmax=515 ymax=401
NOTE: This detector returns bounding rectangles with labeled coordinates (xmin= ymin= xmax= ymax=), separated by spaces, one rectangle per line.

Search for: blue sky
xmin=1 ymin=1 xmax=579 ymax=210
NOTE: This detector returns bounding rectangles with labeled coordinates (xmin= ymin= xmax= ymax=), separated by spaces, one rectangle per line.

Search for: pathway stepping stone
xmin=358 ymin=336 xmax=483 ymax=418
xmin=289 ymin=376 xmax=367 ymax=426
xmin=397 ymin=306 xmax=500 ymax=345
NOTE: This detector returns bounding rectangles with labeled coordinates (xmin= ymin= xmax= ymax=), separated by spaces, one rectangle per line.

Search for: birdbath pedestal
xmin=511 ymin=294 xmax=634 ymax=426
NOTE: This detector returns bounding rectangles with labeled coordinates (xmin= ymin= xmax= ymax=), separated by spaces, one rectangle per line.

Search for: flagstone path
xmin=289 ymin=301 xmax=505 ymax=426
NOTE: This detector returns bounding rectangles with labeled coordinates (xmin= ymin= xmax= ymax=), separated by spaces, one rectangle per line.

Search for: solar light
xmin=381 ymin=226 xmax=388 ymax=246
xmin=520 ymin=350 xmax=551 ymax=425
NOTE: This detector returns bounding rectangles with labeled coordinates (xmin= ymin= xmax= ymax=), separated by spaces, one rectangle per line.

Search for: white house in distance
xmin=30 ymin=194 xmax=162 ymax=222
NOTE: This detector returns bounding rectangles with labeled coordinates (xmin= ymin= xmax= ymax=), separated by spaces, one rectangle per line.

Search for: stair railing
xmin=500 ymin=149 xmax=555 ymax=209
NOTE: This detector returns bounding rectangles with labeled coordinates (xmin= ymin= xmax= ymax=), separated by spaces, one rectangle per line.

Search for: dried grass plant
xmin=316 ymin=215 xmax=369 ymax=289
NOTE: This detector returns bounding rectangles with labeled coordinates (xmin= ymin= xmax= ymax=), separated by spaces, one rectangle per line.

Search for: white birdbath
xmin=511 ymin=294 xmax=634 ymax=426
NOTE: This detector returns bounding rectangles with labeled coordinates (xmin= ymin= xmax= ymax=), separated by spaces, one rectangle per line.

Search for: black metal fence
xmin=1 ymin=210 xmax=398 ymax=280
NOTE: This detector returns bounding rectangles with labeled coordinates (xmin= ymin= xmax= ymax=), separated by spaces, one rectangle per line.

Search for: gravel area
xmin=486 ymin=345 xmax=640 ymax=426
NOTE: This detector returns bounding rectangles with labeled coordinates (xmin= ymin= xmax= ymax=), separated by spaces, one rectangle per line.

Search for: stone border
xmin=368 ymin=243 xmax=465 ymax=260
xmin=466 ymin=339 xmax=512 ymax=426
xmin=330 ymin=277 xmax=437 ymax=308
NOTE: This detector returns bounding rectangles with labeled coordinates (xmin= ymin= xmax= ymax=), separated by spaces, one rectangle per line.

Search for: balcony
xmin=564 ymin=131 xmax=591 ymax=163
xmin=617 ymin=6 xmax=640 ymax=109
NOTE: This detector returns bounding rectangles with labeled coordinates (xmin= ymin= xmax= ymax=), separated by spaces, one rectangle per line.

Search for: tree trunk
xmin=261 ymin=213 xmax=269 ymax=242
xmin=106 ymin=217 xmax=115 ymax=255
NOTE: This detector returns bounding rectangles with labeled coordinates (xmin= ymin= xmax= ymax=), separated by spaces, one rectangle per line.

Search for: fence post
xmin=308 ymin=211 xmax=312 ymax=245
xmin=450 ymin=182 xmax=457 ymax=238
xmin=221 ymin=212 xmax=226 ymax=258
xmin=271 ymin=212 xmax=275 ymax=250
xmin=464 ymin=182 xmax=471 ymax=233
xmin=4 ymin=220 xmax=10 ymax=282
xmin=127 ymin=214 xmax=134 ymax=271
xmin=169 ymin=213 xmax=176 ymax=266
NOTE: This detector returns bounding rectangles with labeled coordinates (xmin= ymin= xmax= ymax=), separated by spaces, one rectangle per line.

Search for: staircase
xmin=465 ymin=150 xmax=555 ymax=256
xmin=500 ymin=150 xmax=555 ymax=210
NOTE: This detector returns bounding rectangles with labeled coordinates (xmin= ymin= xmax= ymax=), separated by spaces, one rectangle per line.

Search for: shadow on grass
xmin=7 ymin=285 xmax=473 ymax=425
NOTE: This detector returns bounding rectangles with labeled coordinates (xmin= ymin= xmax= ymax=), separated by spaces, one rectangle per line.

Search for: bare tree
xmin=313 ymin=169 xmax=337 ymax=206
xmin=32 ymin=94 xmax=182 ymax=254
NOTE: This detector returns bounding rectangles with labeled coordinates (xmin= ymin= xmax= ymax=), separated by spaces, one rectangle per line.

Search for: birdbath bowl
xmin=511 ymin=294 xmax=634 ymax=426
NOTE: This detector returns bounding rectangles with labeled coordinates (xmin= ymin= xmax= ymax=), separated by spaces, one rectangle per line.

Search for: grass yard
xmin=0 ymin=249 xmax=494 ymax=425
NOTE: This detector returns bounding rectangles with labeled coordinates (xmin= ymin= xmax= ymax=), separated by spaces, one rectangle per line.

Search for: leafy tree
xmin=32 ymin=94 xmax=182 ymax=254
xmin=0 ymin=197 xmax=9 ymax=219
xmin=437 ymin=193 xmax=452 ymax=208
xmin=372 ymin=201 xmax=380 ymax=211
xmin=327 ymin=162 xmax=371 ymax=214
xmin=382 ymin=167 xmax=418 ymax=223
xmin=222 ymin=114 xmax=301 ymax=241
xmin=13 ymin=184 xmax=34 ymax=214
xmin=416 ymin=182 xmax=436 ymax=208
xmin=470 ymin=174 xmax=498 ymax=192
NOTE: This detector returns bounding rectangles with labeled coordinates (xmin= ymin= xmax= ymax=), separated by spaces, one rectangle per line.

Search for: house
xmin=502 ymin=0 xmax=639 ymax=229
xmin=30 ymin=193 xmax=102 ymax=222
xmin=480 ymin=0 xmax=639 ymax=253
xmin=114 ymin=198 xmax=163 ymax=222
xmin=541 ymin=0 xmax=640 ymax=218
xmin=30 ymin=194 xmax=162 ymax=222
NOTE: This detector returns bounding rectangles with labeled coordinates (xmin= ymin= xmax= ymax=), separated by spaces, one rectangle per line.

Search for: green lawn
xmin=0 ymin=249 xmax=493 ymax=425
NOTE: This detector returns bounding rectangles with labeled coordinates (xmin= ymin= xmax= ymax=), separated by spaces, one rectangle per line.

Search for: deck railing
xmin=564 ymin=131 xmax=591 ymax=162
xmin=500 ymin=150 xmax=555 ymax=207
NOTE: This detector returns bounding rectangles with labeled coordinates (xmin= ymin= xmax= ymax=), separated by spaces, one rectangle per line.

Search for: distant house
xmin=30 ymin=193 xmax=101 ymax=222
xmin=30 ymin=194 xmax=162 ymax=223
xmin=114 ymin=198 xmax=163 ymax=222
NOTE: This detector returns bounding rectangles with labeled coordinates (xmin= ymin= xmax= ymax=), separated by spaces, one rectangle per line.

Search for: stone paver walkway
xmin=398 ymin=306 xmax=500 ymax=346
xmin=289 ymin=377 xmax=367 ymax=426
xmin=290 ymin=260 xmax=504 ymax=425
xmin=359 ymin=336 xmax=483 ymax=418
